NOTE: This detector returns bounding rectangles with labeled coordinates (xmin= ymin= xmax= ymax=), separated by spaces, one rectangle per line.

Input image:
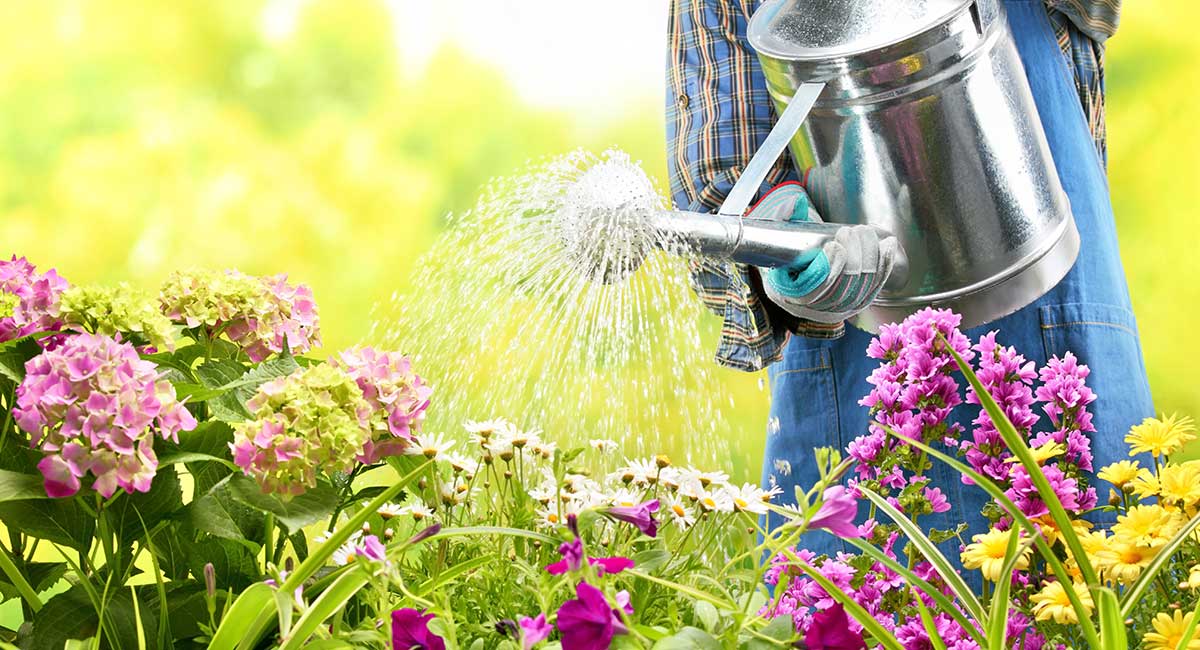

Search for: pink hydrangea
xmin=13 ymin=333 xmax=197 ymax=498
xmin=226 ymin=274 xmax=320 ymax=362
xmin=0 ymin=256 xmax=68 ymax=343
xmin=330 ymin=347 xmax=432 ymax=464
xmin=159 ymin=270 xmax=320 ymax=362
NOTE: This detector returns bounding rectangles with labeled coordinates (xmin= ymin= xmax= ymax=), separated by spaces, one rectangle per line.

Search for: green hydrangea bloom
xmin=0 ymin=290 xmax=17 ymax=321
xmin=159 ymin=269 xmax=269 ymax=330
xmin=59 ymin=283 xmax=177 ymax=351
xmin=231 ymin=364 xmax=372 ymax=496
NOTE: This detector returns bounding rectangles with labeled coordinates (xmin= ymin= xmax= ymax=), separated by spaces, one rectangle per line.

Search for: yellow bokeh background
xmin=1 ymin=0 xmax=1196 ymax=480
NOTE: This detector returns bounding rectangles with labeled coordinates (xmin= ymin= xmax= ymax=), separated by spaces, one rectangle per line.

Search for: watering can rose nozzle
xmin=648 ymin=210 xmax=910 ymax=293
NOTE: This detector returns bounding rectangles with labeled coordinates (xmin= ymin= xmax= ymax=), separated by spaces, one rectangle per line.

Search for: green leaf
xmin=195 ymin=359 xmax=252 ymax=421
xmin=0 ymin=469 xmax=49 ymax=502
xmin=171 ymin=383 xmax=227 ymax=403
xmin=227 ymin=474 xmax=338 ymax=535
xmin=0 ymin=336 xmax=42 ymax=384
xmin=108 ymin=466 xmax=184 ymax=541
xmin=416 ymin=555 xmax=490 ymax=596
xmin=651 ymin=627 xmax=721 ymax=650
xmin=632 ymin=548 xmax=671 ymax=573
xmin=207 ymin=583 xmax=275 ymax=650
xmin=985 ymin=529 xmax=1025 ymax=650
xmin=0 ymin=497 xmax=95 ymax=552
xmin=218 ymin=353 xmax=300 ymax=393
xmin=180 ymin=535 xmax=260 ymax=593
xmin=1095 ymin=587 xmax=1126 ymax=650
xmin=692 ymin=600 xmax=719 ymax=634
xmin=186 ymin=475 xmax=266 ymax=541
xmin=27 ymin=584 xmax=150 ymax=650
xmin=278 ymin=567 xmax=370 ymax=650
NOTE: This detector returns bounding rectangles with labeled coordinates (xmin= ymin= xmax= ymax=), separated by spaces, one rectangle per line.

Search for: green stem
xmin=0 ymin=542 xmax=41 ymax=612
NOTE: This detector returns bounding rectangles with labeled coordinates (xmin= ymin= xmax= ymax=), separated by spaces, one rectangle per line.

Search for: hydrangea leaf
xmin=227 ymin=474 xmax=339 ymax=535
xmin=0 ymin=469 xmax=50 ymax=502
xmin=107 ymin=465 xmax=184 ymax=542
xmin=0 ymin=335 xmax=41 ymax=383
xmin=186 ymin=475 xmax=266 ymax=543
xmin=0 ymin=498 xmax=95 ymax=552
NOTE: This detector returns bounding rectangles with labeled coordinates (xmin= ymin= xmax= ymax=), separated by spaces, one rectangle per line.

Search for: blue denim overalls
xmin=763 ymin=0 xmax=1155 ymax=556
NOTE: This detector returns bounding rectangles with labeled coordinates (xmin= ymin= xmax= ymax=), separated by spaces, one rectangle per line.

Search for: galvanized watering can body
xmin=748 ymin=0 xmax=1080 ymax=331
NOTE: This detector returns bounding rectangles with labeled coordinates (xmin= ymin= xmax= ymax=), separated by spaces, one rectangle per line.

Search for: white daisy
xmin=464 ymin=418 xmax=510 ymax=449
xmin=664 ymin=495 xmax=697 ymax=530
xmin=376 ymin=502 xmax=405 ymax=520
xmin=531 ymin=438 xmax=557 ymax=460
xmin=608 ymin=458 xmax=658 ymax=487
xmin=535 ymin=507 xmax=563 ymax=530
xmin=697 ymin=489 xmax=735 ymax=514
xmin=724 ymin=483 xmax=770 ymax=515
xmin=405 ymin=433 xmax=457 ymax=459
xmin=405 ymin=502 xmax=435 ymax=521
xmin=696 ymin=470 xmax=730 ymax=489
xmin=658 ymin=467 xmax=682 ymax=491
xmin=589 ymin=439 xmax=619 ymax=453
xmin=442 ymin=452 xmax=480 ymax=477
xmin=528 ymin=482 xmax=557 ymax=505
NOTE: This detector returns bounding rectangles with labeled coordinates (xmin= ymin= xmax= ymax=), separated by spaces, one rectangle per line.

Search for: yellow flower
xmin=960 ymin=528 xmax=1031 ymax=582
xmin=1030 ymin=580 xmax=1094 ymax=624
xmin=1098 ymin=460 xmax=1142 ymax=488
xmin=1009 ymin=441 xmax=1065 ymax=465
xmin=1126 ymin=414 xmax=1196 ymax=458
xmin=1131 ymin=468 xmax=1161 ymax=500
xmin=1112 ymin=504 xmax=1184 ymax=546
xmin=1159 ymin=461 xmax=1200 ymax=511
xmin=1144 ymin=610 xmax=1200 ymax=650
xmin=1180 ymin=564 xmax=1200 ymax=590
xmin=1094 ymin=538 xmax=1162 ymax=585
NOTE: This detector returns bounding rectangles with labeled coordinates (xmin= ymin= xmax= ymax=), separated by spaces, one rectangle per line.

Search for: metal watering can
xmin=648 ymin=0 xmax=1079 ymax=332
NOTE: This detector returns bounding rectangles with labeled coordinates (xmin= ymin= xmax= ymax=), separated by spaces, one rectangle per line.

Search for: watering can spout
xmin=648 ymin=210 xmax=910 ymax=293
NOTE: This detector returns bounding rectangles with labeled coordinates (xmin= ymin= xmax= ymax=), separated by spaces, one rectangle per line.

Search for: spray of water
xmin=368 ymin=149 xmax=737 ymax=466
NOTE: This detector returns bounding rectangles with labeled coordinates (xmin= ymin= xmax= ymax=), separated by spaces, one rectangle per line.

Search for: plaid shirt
xmin=666 ymin=0 xmax=1118 ymax=372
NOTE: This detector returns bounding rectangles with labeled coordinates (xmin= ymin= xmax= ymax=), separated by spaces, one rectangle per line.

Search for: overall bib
xmin=763 ymin=0 xmax=1155 ymax=556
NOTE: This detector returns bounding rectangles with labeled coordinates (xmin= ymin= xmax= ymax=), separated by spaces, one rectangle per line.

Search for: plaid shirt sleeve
xmin=666 ymin=0 xmax=1114 ymax=373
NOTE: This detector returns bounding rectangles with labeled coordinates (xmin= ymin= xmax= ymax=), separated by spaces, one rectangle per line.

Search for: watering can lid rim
xmin=748 ymin=0 xmax=973 ymax=61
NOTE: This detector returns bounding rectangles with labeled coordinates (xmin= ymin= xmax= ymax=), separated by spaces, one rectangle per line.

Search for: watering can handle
xmin=718 ymin=82 xmax=825 ymax=218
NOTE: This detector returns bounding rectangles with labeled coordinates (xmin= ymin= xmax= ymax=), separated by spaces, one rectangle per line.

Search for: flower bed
xmin=0 ymin=255 xmax=1197 ymax=650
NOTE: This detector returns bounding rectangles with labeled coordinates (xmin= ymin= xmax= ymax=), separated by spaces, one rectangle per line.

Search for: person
xmin=666 ymin=0 xmax=1153 ymax=553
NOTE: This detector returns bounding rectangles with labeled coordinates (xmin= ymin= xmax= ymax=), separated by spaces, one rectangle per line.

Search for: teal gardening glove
xmin=751 ymin=183 xmax=898 ymax=324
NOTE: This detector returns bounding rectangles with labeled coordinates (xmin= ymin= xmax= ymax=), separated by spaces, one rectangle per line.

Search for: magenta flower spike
xmin=391 ymin=608 xmax=446 ymax=650
xmin=605 ymin=499 xmax=660 ymax=538
xmin=808 ymin=486 xmax=861 ymax=538
xmin=555 ymin=583 xmax=628 ymax=650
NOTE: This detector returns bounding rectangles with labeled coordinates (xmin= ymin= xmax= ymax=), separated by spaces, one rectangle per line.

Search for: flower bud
xmin=203 ymin=562 xmax=216 ymax=599
xmin=655 ymin=455 xmax=671 ymax=469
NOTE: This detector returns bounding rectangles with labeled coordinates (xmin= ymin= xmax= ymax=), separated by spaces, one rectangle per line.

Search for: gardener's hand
xmin=751 ymin=183 xmax=898 ymax=324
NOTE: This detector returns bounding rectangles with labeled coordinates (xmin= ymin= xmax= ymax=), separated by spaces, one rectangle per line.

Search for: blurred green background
xmin=0 ymin=0 xmax=1195 ymax=480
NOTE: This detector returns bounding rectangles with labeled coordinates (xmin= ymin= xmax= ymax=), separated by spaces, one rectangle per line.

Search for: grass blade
xmin=277 ymin=567 xmax=370 ymax=650
xmin=858 ymin=486 xmax=987 ymax=626
xmin=914 ymin=593 xmax=948 ymax=650
xmin=985 ymin=529 xmax=1025 ymax=650
xmin=207 ymin=583 xmax=275 ymax=650
xmin=1096 ymin=587 xmax=1126 ymax=650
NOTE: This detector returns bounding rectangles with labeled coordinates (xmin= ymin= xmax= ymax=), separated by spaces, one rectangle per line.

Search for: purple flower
xmin=392 ymin=608 xmax=445 ymax=650
xmin=605 ymin=499 xmax=659 ymax=537
xmin=518 ymin=614 xmax=552 ymax=650
xmin=924 ymin=487 xmax=951 ymax=514
xmin=545 ymin=538 xmax=584 ymax=574
xmin=809 ymin=486 xmax=861 ymax=538
xmin=805 ymin=604 xmax=866 ymax=650
xmin=555 ymin=582 xmax=628 ymax=650
xmin=14 ymin=333 xmax=196 ymax=498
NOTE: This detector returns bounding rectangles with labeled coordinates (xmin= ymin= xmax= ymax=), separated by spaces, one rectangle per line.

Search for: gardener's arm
xmin=666 ymin=0 xmax=844 ymax=373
